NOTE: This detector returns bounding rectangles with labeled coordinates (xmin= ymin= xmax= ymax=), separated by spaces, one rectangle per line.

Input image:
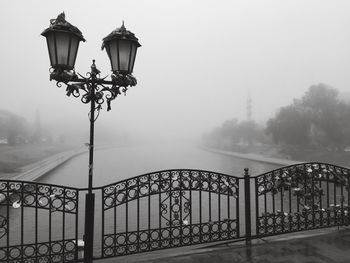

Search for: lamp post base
xmin=84 ymin=193 xmax=95 ymax=263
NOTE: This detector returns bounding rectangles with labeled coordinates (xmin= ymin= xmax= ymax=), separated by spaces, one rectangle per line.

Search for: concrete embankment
xmin=202 ymin=146 xmax=300 ymax=166
xmin=4 ymin=147 xmax=87 ymax=181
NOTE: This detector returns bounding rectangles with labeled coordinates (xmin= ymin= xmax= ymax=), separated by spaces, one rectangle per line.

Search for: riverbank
xmin=203 ymin=146 xmax=298 ymax=167
xmin=0 ymin=144 xmax=85 ymax=180
xmin=203 ymin=144 xmax=350 ymax=168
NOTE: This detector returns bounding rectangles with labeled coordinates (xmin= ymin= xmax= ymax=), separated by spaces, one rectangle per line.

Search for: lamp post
xmin=41 ymin=12 xmax=141 ymax=263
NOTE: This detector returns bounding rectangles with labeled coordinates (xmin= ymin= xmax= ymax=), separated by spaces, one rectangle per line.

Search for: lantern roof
xmin=41 ymin=12 xmax=85 ymax=42
xmin=101 ymin=22 xmax=141 ymax=50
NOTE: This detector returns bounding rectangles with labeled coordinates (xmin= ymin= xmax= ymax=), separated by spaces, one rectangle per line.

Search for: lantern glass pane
xmin=129 ymin=43 xmax=137 ymax=73
xmin=68 ymin=35 xmax=79 ymax=68
xmin=47 ymin=32 xmax=56 ymax=66
xmin=118 ymin=40 xmax=131 ymax=72
xmin=108 ymin=41 xmax=119 ymax=72
xmin=56 ymin=32 xmax=70 ymax=66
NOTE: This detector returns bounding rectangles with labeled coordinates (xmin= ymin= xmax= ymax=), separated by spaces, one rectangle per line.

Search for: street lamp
xmin=41 ymin=12 xmax=141 ymax=263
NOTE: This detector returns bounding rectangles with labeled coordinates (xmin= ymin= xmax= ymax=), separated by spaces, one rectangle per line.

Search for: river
xmin=41 ymin=143 xmax=280 ymax=187
xmin=1 ymin=143 xmax=282 ymax=260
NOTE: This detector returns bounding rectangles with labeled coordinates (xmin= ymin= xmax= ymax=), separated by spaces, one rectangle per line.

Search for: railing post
xmin=244 ymin=168 xmax=252 ymax=245
xmin=84 ymin=193 xmax=95 ymax=263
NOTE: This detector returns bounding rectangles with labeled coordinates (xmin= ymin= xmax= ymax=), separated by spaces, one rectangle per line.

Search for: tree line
xmin=203 ymin=84 xmax=350 ymax=151
xmin=0 ymin=110 xmax=51 ymax=145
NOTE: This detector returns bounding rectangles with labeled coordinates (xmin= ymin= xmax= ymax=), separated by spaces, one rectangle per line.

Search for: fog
xmin=1 ymin=0 xmax=350 ymax=144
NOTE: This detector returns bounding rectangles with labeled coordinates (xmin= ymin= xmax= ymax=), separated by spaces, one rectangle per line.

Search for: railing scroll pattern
xmin=101 ymin=169 xmax=240 ymax=258
xmin=0 ymin=180 xmax=80 ymax=263
xmin=254 ymin=162 xmax=350 ymax=238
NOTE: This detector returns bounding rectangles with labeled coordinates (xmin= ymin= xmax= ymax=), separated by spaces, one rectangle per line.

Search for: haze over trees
xmin=0 ymin=110 xmax=53 ymax=145
xmin=203 ymin=83 xmax=350 ymax=152
xmin=266 ymin=84 xmax=350 ymax=150
xmin=202 ymin=119 xmax=266 ymax=150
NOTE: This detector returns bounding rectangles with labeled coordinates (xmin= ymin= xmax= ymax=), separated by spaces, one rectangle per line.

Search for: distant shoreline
xmin=201 ymin=146 xmax=301 ymax=166
xmin=201 ymin=145 xmax=350 ymax=169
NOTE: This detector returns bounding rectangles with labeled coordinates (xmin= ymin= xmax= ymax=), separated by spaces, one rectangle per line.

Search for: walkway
xmin=114 ymin=227 xmax=350 ymax=263
xmin=203 ymin=147 xmax=299 ymax=166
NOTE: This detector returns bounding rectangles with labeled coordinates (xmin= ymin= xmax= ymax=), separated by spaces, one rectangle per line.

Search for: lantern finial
xmin=43 ymin=12 xmax=85 ymax=42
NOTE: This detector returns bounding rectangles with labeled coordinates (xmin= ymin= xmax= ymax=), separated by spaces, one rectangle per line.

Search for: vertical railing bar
xmin=6 ymin=182 xmax=10 ymax=262
xmin=125 ymin=184 xmax=129 ymax=254
xmin=20 ymin=183 xmax=24 ymax=263
xmin=279 ymin=175 xmax=285 ymax=232
xmin=280 ymin=171 xmax=284 ymax=233
xmin=199 ymin=172 xmax=202 ymax=242
xmin=35 ymin=185 xmax=38 ymax=262
xmin=189 ymin=171 xmax=193 ymax=244
xmin=169 ymin=172 xmax=173 ymax=247
xmin=179 ymin=171 xmax=183 ymax=245
xmin=137 ymin=178 xmax=140 ymax=253
xmin=208 ymin=174 xmax=212 ymax=223
xmin=264 ymin=177 xmax=267 ymax=234
xmin=334 ymin=169 xmax=337 ymax=226
xmin=208 ymin=174 xmax=212 ymax=241
xmin=148 ymin=174 xmax=151 ymax=251
xmin=348 ymin=170 xmax=350 ymax=226
xmin=255 ymin=177 xmax=259 ymax=237
xmin=311 ymin=173 xmax=315 ymax=228
xmin=101 ymin=188 xmax=105 ymax=259
xmin=296 ymin=167 xmax=300 ymax=230
xmin=158 ymin=173 xmax=162 ymax=249
xmin=304 ymin=164 xmax=308 ymax=230
xmin=289 ymin=179 xmax=292 ymax=232
xmin=226 ymin=176 xmax=230 ymax=238
xmin=63 ymin=188 xmax=66 ymax=263
xmin=75 ymin=191 xmax=79 ymax=261
xmin=340 ymin=171 xmax=344 ymax=226
xmin=244 ymin=169 xmax=251 ymax=245
xmin=327 ymin=165 xmax=330 ymax=226
xmin=49 ymin=185 xmax=52 ymax=261
xmin=235 ymin=177 xmax=239 ymax=239
xmin=218 ymin=174 xmax=221 ymax=240
xmin=319 ymin=174 xmax=323 ymax=227
xmin=113 ymin=186 xmax=116 ymax=256
xmin=272 ymin=172 xmax=276 ymax=234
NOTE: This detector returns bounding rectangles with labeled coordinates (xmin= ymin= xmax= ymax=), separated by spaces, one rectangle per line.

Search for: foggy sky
xmin=1 ymin=0 xmax=350 ymax=142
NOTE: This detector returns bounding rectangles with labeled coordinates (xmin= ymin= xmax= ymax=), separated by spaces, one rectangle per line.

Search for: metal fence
xmin=0 ymin=163 xmax=349 ymax=262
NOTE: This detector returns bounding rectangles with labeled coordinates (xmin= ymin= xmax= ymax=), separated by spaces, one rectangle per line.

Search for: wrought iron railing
xmin=0 ymin=181 xmax=80 ymax=262
xmin=100 ymin=169 xmax=240 ymax=258
xmin=0 ymin=163 xmax=349 ymax=262
xmin=254 ymin=163 xmax=350 ymax=238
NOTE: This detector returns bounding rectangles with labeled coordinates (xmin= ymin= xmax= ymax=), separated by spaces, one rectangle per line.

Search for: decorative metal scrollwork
xmin=0 ymin=181 xmax=78 ymax=214
xmin=101 ymin=169 xmax=240 ymax=258
xmin=50 ymin=60 xmax=137 ymax=113
xmin=256 ymin=162 xmax=350 ymax=237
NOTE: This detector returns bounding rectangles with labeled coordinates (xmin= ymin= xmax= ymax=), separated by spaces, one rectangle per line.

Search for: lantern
xmin=102 ymin=22 xmax=141 ymax=75
xmin=41 ymin=12 xmax=85 ymax=71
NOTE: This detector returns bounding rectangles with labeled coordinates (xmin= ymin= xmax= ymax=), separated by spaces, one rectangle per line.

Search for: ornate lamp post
xmin=42 ymin=13 xmax=141 ymax=263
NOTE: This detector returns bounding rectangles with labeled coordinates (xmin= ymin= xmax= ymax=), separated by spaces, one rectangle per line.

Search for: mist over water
xmin=1 ymin=0 xmax=350 ymax=149
xmin=41 ymin=143 xmax=278 ymax=187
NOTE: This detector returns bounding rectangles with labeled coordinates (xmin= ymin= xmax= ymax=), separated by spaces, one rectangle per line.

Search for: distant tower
xmin=246 ymin=93 xmax=252 ymax=120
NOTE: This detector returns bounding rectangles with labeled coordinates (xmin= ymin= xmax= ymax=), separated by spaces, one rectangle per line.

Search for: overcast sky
xmin=1 ymin=0 xmax=350 ymax=142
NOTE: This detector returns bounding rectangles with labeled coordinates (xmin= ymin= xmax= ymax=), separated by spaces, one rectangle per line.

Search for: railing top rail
xmin=96 ymin=168 xmax=241 ymax=191
xmin=0 ymin=169 xmax=241 ymax=192
xmin=251 ymin=161 xmax=350 ymax=179
xmin=0 ymin=179 xmax=81 ymax=191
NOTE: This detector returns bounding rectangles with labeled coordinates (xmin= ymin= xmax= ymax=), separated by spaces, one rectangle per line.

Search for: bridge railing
xmin=0 ymin=163 xmax=349 ymax=262
xmin=0 ymin=180 xmax=81 ymax=262
xmin=99 ymin=169 xmax=240 ymax=258
xmin=253 ymin=163 xmax=350 ymax=238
